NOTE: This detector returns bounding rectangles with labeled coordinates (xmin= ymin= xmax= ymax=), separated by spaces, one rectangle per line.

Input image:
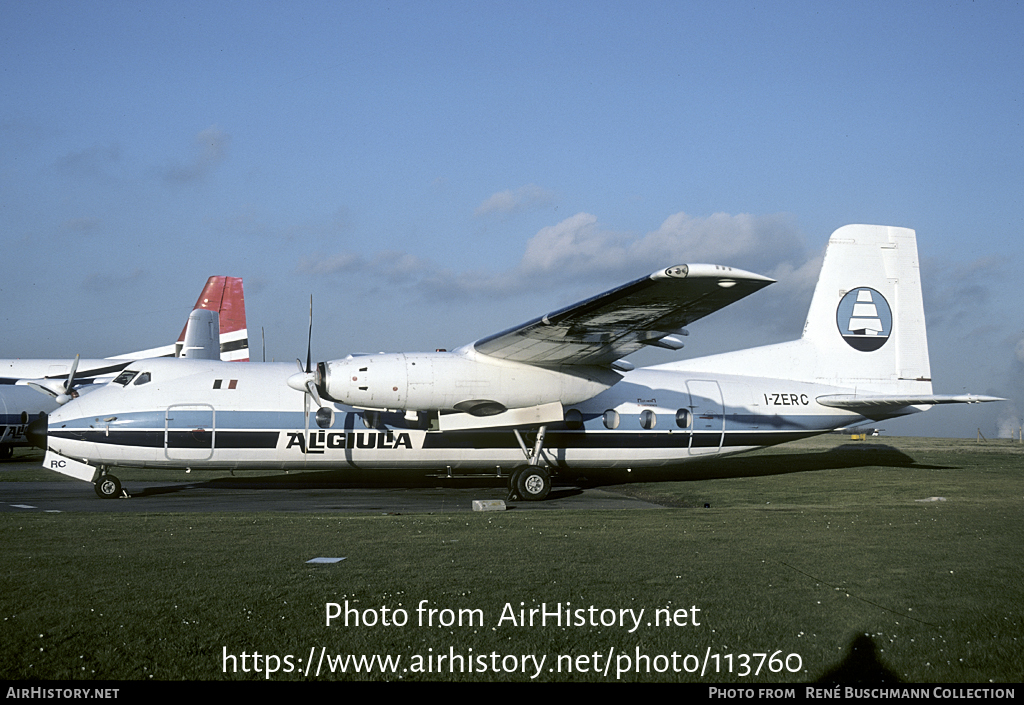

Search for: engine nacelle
xmin=315 ymin=349 xmax=620 ymax=415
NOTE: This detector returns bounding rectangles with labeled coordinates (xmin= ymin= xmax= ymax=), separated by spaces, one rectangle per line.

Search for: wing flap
xmin=471 ymin=264 xmax=774 ymax=366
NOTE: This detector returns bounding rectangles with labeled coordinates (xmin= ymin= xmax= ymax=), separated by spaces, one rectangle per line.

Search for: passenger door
xmin=165 ymin=404 xmax=215 ymax=461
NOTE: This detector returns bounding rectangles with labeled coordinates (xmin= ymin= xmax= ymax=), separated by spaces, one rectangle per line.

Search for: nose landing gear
xmin=94 ymin=473 xmax=125 ymax=499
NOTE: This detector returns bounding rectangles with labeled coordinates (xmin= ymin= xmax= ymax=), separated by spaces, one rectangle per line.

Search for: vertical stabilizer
xmin=800 ymin=224 xmax=931 ymax=392
xmin=178 ymin=309 xmax=221 ymax=360
xmin=111 ymin=276 xmax=249 ymax=361
xmin=657 ymin=224 xmax=934 ymax=395
xmin=177 ymin=276 xmax=249 ymax=361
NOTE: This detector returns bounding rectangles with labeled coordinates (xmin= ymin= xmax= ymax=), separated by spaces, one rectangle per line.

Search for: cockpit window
xmin=133 ymin=372 xmax=151 ymax=386
xmin=113 ymin=370 xmax=138 ymax=386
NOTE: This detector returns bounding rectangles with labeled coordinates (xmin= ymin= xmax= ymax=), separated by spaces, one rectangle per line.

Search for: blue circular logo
xmin=836 ymin=288 xmax=892 ymax=351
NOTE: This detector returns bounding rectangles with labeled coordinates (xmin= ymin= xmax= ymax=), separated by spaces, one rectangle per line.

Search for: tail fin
xmin=178 ymin=309 xmax=221 ymax=360
xmin=668 ymin=223 xmax=1000 ymax=414
xmin=112 ymin=276 xmax=249 ymax=361
xmin=663 ymin=224 xmax=932 ymax=394
xmin=799 ymin=224 xmax=931 ymax=394
xmin=801 ymin=226 xmax=1001 ymax=414
xmin=176 ymin=276 xmax=249 ymax=361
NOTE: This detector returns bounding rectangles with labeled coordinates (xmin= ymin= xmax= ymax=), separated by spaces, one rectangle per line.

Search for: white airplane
xmin=0 ymin=276 xmax=248 ymax=459
xmin=28 ymin=225 xmax=999 ymax=500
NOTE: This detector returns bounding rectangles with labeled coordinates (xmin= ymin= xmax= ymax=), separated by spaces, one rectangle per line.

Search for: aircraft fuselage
xmin=39 ymin=358 xmax=859 ymax=474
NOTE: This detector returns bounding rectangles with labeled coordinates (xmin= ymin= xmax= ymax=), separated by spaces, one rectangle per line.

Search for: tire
xmin=507 ymin=467 xmax=524 ymax=492
xmin=94 ymin=475 xmax=122 ymax=499
xmin=515 ymin=467 xmax=551 ymax=501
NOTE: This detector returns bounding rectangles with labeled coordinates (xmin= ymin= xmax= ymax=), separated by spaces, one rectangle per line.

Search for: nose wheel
xmin=94 ymin=474 xmax=123 ymax=499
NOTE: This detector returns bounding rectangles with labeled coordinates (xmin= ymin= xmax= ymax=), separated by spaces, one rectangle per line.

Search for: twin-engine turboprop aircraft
xmin=0 ymin=276 xmax=248 ymax=459
xmin=29 ymin=225 xmax=999 ymax=499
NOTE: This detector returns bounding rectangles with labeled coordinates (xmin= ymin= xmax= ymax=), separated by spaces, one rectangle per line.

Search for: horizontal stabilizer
xmin=818 ymin=393 xmax=1003 ymax=419
xmin=439 ymin=401 xmax=564 ymax=432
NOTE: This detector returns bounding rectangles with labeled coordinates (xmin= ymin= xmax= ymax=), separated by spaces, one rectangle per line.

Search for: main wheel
xmin=515 ymin=467 xmax=551 ymax=501
xmin=94 ymin=474 xmax=122 ymax=499
xmin=507 ymin=467 xmax=524 ymax=492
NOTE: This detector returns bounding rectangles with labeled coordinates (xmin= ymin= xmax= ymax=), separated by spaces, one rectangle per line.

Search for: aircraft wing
xmin=470 ymin=264 xmax=775 ymax=367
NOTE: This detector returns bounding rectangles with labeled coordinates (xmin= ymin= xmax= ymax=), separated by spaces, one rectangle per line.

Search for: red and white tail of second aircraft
xmin=188 ymin=276 xmax=248 ymax=361
xmin=120 ymin=276 xmax=249 ymax=362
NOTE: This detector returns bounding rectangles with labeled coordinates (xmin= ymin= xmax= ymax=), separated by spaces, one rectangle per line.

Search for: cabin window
xmin=564 ymin=408 xmax=583 ymax=430
xmin=602 ymin=410 xmax=619 ymax=430
xmin=639 ymin=410 xmax=657 ymax=429
xmin=113 ymin=370 xmax=138 ymax=386
xmin=133 ymin=372 xmax=151 ymax=386
xmin=675 ymin=409 xmax=692 ymax=428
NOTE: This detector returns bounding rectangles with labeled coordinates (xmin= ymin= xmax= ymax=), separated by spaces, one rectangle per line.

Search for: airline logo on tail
xmin=837 ymin=287 xmax=892 ymax=351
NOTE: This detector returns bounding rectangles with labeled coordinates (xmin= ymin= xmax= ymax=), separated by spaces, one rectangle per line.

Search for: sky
xmin=2 ymin=1 xmax=1022 ymax=438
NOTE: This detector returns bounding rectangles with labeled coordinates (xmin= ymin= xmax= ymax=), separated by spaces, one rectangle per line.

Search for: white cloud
xmin=519 ymin=212 xmax=621 ymax=273
xmin=516 ymin=211 xmax=807 ymax=284
xmin=297 ymin=210 xmax=816 ymax=344
xmin=475 ymin=184 xmax=556 ymax=216
xmin=633 ymin=212 xmax=804 ymax=273
xmin=299 ymin=210 xmax=811 ymax=299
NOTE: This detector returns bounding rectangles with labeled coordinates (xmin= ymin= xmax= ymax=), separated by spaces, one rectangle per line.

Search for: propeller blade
xmin=65 ymin=354 xmax=81 ymax=394
xmin=306 ymin=379 xmax=323 ymax=409
xmin=24 ymin=381 xmax=59 ymax=399
xmin=290 ymin=294 xmax=324 ymax=446
xmin=304 ymin=383 xmax=310 ymax=440
xmin=18 ymin=353 xmax=81 ymax=403
xmin=305 ymin=295 xmax=313 ymax=374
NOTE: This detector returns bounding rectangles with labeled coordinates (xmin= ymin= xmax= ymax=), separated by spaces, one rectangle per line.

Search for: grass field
xmin=1 ymin=436 xmax=1021 ymax=683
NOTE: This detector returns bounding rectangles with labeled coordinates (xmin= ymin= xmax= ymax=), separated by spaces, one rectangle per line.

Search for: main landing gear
xmin=507 ymin=425 xmax=553 ymax=501
xmin=507 ymin=465 xmax=552 ymax=501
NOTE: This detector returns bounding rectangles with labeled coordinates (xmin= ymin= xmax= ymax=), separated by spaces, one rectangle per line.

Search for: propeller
xmin=286 ymin=297 xmax=328 ymax=436
xmin=21 ymin=354 xmax=82 ymax=405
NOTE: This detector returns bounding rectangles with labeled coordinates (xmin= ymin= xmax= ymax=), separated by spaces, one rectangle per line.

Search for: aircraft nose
xmin=26 ymin=414 xmax=48 ymax=450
